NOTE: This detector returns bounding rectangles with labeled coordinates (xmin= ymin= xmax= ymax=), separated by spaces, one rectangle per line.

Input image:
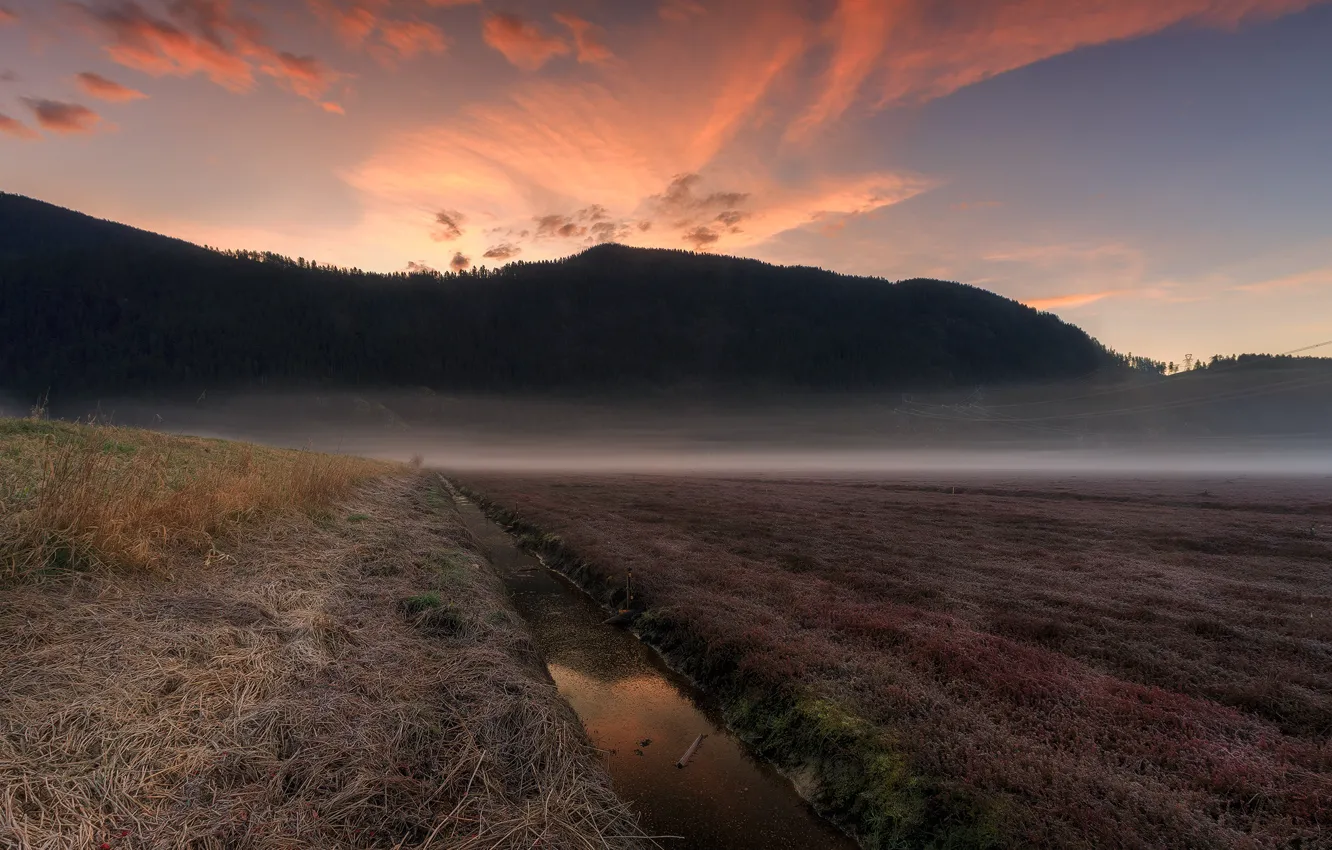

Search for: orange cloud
xmin=554 ymin=13 xmax=613 ymax=64
xmin=789 ymin=0 xmax=1328 ymax=138
xmin=78 ymin=0 xmax=255 ymax=91
xmin=0 ymin=112 xmax=38 ymax=140
xmin=788 ymin=0 xmax=898 ymax=142
xmin=342 ymin=2 xmax=933 ymax=265
xmin=260 ymin=51 xmax=339 ymax=100
xmin=78 ymin=0 xmax=340 ymax=104
xmin=377 ymin=18 xmax=447 ymax=60
xmin=482 ymin=13 xmax=570 ymax=70
xmin=308 ymin=1 xmax=447 ymax=62
xmin=321 ymin=100 xmax=346 ymax=114
xmin=0 ymin=6 xmax=16 ymax=26
xmin=307 ymin=0 xmax=383 ymax=45
xmin=1025 ymin=290 xmax=1125 ymax=311
xmin=76 ymin=71 xmax=148 ymax=102
xmin=22 ymin=98 xmax=102 ymax=134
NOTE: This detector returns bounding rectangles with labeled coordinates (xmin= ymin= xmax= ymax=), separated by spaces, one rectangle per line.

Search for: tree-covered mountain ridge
xmin=1 ymin=192 xmax=1143 ymax=398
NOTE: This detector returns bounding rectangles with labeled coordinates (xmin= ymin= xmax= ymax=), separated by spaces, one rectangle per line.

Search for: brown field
xmin=460 ymin=473 xmax=1332 ymax=849
xmin=1 ymin=422 xmax=644 ymax=849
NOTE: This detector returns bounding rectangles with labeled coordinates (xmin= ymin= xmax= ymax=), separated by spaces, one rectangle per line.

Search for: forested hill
xmin=0 ymin=193 xmax=1124 ymax=399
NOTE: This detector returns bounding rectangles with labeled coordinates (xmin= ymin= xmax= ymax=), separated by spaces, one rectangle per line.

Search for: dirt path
xmin=1 ymin=474 xmax=644 ymax=849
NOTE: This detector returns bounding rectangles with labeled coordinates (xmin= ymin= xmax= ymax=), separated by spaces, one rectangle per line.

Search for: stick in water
xmin=676 ymin=734 xmax=705 ymax=769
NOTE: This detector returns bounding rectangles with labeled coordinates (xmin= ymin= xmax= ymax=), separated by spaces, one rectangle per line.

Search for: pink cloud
xmin=307 ymin=0 xmax=383 ymax=46
xmin=377 ymin=18 xmax=447 ymax=60
xmin=260 ymin=51 xmax=340 ymax=100
xmin=659 ymin=0 xmax=706 ymax=23
xmin=79 ymin=0 xmax=256 ymax=91
xmin=78 ymin=0 xmax=340 ymax=103
xmin=22 ymin=98 xmax=102 ymax=134
xmin=0 ymin=6 xmax=17 ymax=26
xmin=554 ymin=13 xmax=613 ymax=64
xmin=308 ymin=1 xmax=447 ymax=62
xmin=0 ymin=112 xmax=38 ymax=140
xmin=482 ymin=13 xmax=570 ymax=70
xmin=76 ymin=71 xmax=148 ymax=102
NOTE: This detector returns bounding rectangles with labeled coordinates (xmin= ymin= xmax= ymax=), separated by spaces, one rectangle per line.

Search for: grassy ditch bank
xmin=455 ymin=483 xmax=996 ymax=849
xmin=0 ymin=422 xmax=645 ymax=848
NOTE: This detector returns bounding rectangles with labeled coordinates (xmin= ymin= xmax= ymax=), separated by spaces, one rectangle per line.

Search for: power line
xmin=1281 ymin=339 xmax=1332 ymax=356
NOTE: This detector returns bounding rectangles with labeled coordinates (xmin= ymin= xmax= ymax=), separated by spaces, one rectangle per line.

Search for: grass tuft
xmin=400 ymin=592 xmax=442 ymax=614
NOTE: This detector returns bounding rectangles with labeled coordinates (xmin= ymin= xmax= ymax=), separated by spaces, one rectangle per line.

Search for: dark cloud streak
xmin=483 ymin=243 xmax=521 ymax=260
xmin=432 ymin=209 xmax=465 ymax=241
xmin=22 ymin=98 xmax=102 ymax=134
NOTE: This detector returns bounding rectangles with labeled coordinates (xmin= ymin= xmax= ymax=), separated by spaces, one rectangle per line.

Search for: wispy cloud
xmin=790 ymin=0 xmax=1327 ymax=138
xmin=22 ymin=98 xmax=102 ymax=134
xmin=76 ymin=71 xmax=148 ymax=102
xmin=0 ymin=6 xmax=16 ymax=26
xmin=1232 ymin=266 xmax=1332 ymax=293
xmin=1025 ymin=290 xmax=1128 ymax=311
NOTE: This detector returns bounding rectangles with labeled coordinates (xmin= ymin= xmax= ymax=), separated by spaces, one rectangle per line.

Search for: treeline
xmin=1 ymin=193 xmax=1126 ymax=399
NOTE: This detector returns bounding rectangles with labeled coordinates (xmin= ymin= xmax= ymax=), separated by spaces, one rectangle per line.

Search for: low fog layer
xmin=19 ymin=389 xmax=1332 ymax=478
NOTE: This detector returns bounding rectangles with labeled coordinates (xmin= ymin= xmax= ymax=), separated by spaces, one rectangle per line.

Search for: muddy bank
xmin=455 ymin=483 xmax=993 ymax=850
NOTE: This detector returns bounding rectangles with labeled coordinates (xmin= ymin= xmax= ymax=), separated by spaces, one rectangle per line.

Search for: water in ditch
xmin=452 ymin=495 xmax=856 ymax=850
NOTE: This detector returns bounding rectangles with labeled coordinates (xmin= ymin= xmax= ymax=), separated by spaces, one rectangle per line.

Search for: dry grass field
xmin=0 ymin=421 xmax=645 ymax=849
xmin=0 ymin=418 xmax=390 ymax=581
xmin=461 ymin=473 xmax=1332 ymax=849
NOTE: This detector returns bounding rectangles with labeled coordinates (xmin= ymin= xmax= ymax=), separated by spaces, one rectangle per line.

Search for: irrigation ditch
xmin=448 ymin=477 xmax=1001 ymax=849
xmin=446 ymin=480 xmax=857 ymax=850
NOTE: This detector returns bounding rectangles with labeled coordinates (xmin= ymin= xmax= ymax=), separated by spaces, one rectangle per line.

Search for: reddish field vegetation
xmin=460 ymin=473 xmax=1332 ymax=849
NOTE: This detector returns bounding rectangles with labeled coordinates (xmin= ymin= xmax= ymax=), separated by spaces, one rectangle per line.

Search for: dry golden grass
xmin=0 ymin=418 xmax=393 ymax=581
xmin=0 ymin=471 xmax=647 ymax=849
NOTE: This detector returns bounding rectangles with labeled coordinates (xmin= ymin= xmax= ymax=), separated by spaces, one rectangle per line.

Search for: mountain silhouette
xmin=0 ymin=192 xmax=1121 ymax=399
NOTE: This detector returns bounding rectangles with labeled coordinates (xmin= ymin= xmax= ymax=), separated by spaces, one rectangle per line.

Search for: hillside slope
xmin=0 ymin=193 xmax=1121 ymax=399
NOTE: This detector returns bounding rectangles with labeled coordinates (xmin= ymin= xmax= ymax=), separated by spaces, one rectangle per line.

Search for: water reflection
xmin=454 ymin=496 xmax=855 ymax=850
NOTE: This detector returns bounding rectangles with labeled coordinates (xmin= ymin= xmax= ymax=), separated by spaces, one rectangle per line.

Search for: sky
xmin=1 ymin=0 xmax=1330 ymax=364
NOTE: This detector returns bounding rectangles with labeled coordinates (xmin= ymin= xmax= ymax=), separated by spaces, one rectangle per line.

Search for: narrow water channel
xmin=452 ymin=495 xmax=856 ymax=850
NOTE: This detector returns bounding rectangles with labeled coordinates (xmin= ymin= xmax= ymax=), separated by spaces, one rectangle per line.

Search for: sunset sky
xmin=1 ymin=0 xmax=1329 ymax=363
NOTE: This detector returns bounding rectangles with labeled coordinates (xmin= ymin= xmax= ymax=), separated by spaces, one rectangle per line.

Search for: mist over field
xmin=41 ymin=388 xmax=1332 ymax=478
